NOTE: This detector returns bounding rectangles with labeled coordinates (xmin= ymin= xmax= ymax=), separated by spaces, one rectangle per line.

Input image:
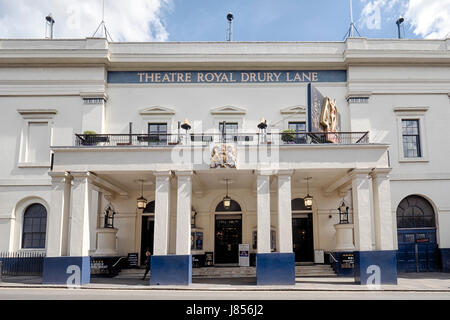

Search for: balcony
xmin=51 ymin=130 xmax=389 ymax=173
xmin=74 ymin=131 xmax=369 ymax=147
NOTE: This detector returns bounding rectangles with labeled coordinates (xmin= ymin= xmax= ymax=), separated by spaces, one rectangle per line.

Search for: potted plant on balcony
xmin=81 ymin=130 xmax=109 ymax=146
xmin=281 ymin=129 xmax=295 ymax=144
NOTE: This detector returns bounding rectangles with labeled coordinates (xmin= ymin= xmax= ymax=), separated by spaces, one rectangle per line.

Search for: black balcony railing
xmin=74 ymin=132 xmax=369 ymax=147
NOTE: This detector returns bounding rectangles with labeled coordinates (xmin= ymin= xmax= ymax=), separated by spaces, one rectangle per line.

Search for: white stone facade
xmin=0 ymin=38 xmax=449 ymax=276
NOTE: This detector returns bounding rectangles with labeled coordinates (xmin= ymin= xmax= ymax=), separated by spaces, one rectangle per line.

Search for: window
xmin=22 ymin=203 xmax=47 ymax=249
xmin=394 ymin=107 xmax=428 ymax=162
xmin=219 ymin=122 xmax=238 ymax=143
xmin=402 ymin=120 xmax=421 ymax=158
xmin=396 ymin=195 xmax=435 ymax=229
xmin=288 ymin=122 xmax=307 ymax=144
xmin=148 ymin=123 xmax=167 ymax=145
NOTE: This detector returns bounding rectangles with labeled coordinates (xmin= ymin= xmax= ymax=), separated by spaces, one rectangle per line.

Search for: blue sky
xmin=0 ymin=0 xmax=449 ymax=41
xmin=164 ymin=0 xmax=401 ymax=41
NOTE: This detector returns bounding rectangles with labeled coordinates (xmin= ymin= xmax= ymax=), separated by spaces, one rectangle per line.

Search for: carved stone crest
xmin=210 ymin=144 xmax=236 ymax=168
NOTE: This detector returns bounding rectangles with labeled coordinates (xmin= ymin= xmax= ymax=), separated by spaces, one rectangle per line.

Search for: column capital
xmin=348 ymin=168 xmax=372 ymax=179
xmin=370 ymin=168 xmax=392 ymax=180
xmin=70 ymin=171 xmax=95 ymax=182
xmin=49 ymin=171 xmax=73 ymax=183
xmin=276 ymin=169 xmax=294 ymax=177
xmin=256 ymin=169 xmax=274 ymax=176
xmin=153 ymin=170 xmax=172 ymax=177
xmin=174 ymin=170 xmax=194 ymax=177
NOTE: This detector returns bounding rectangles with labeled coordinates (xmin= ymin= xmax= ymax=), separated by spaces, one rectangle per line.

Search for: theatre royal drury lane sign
xmin=107 ymin=70 xmax=347 ymax=84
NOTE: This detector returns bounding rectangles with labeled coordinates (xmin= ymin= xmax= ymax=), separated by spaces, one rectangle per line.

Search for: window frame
xmin=401 ymin=119 xmax=422 ymax=158
xmin=13 ymin=197 xmax=49 ymax=253
xmin=394 ymin=107 xmax=429 ymax=163
xmin=17 ymin=109 xmax=56 ymax=168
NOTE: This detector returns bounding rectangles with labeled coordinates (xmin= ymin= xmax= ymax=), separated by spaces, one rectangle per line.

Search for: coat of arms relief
xmin=210 ymin=144 xmax=236 ymax=168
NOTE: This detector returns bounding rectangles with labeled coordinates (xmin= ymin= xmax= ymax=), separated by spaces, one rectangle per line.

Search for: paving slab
xmin=1 ymin=273 xmax=450 ymax=292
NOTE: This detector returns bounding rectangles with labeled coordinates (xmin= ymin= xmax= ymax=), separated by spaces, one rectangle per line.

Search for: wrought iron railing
xmin=0 ymin=252 xmax=45 ymax=276
xmin=74 ymin=131 xmax=369 ymax=147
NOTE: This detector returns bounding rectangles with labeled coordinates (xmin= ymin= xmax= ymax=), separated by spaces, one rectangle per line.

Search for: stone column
xmin=257 ymin=172 xmax=271 ymax=254
xmin=153 ymin=171 xmax=172 ymax=256
xmin=370 ymin=168 xmax=397 ymax=284
xmin=351 ymin=170 xmax=373 ymax=253
xmin=46 ymin=172 xmax=72 ymax=257
xmin=351 ymin=169 xmax=397 ymax=285
xmin=371 ymin=169 xmax=395 ymax=251
xmin=175 ymin=171 xmax=193 ymax=255
xmin=256 ymin=170 xmax=295 ymax=285
xmin=150 ymin=170 xmax=193 ymax=286
xmin=43 ymin=172 xmax=92 ymax=285
xmin=277 ymin=170 xmax=293 ymax=253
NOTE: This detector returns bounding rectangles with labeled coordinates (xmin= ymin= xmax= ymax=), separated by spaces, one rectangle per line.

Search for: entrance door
xmin=292 ymin=214 xmax=314 ymax=262
xmin=214 ymin=215 xmax=242 ymax=264
xmin=141 ymin=216 xmax=154 ymax=265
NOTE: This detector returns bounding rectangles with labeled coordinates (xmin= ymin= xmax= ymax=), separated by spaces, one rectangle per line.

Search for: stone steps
xmin=115 ymin=264 xmax=336 ymax=279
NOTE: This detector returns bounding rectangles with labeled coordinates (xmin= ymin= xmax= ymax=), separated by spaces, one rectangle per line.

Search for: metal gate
xmin=397 ymin=229 xmax=439 ymax=272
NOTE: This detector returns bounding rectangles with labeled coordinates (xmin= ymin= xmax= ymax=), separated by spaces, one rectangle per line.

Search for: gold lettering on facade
xmin=135 ymin=71 xmax=323 ymax=83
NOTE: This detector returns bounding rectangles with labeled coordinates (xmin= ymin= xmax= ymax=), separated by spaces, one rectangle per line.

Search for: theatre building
xmin=0 ymin=38 xmax=449 ymax=286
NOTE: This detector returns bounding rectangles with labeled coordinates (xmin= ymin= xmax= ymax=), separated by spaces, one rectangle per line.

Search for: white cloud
xmin=359 ymin=0 xmax=450 ymax=38
xmin=0 ymin=0 xmax=171 ymax=41
xmin=359 ymin=0 xmax=401 ymax=30
xmin=405 ymin=0 xmax=450 ymax=39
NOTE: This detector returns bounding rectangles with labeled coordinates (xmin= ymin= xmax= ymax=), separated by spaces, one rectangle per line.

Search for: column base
xmin=42 ymin=257 xmax=90 ymax=285
xmin=354 ymin=251 xmax=397 ymax=285
xmin=441 ymin=249 xmax=450 ymax=272
xmin=150 ymin=255 xmax=192 ymax=285
xmin=256 ymin=253 xmax=295 ymax=285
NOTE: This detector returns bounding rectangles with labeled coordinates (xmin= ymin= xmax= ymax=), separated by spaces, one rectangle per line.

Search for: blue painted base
xmin=42 ymin=257 xmax=90 ymax=285
xmin=150 ymin=255 xmax=192 ymax=285
xmin=256 ymin=253 xmax=295 ymax=285
xmin=440 ymin=249 xmax=450 ymax=272
xmin=354 ymin=251 xmax=397 ymax=285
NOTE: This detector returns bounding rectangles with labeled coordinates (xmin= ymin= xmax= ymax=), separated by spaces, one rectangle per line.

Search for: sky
xmin=0 ymin=0 xmax=449 ymax=42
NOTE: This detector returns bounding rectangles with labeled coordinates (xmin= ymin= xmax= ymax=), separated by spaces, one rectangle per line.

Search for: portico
xmin=43 ymin=131 xmax=396 ymax=286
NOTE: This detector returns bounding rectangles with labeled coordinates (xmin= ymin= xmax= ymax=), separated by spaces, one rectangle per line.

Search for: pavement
xmin=0 ymin=273 xmax=449 ymax=292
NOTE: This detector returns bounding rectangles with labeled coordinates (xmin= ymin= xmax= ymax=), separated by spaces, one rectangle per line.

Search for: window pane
xmin=397 ymin=196 xmax=435 ymax=229
xmin=22 ymin=203 xmax=47 ymax=249
xmin=402 ymin=120 xmax=421 ymax=158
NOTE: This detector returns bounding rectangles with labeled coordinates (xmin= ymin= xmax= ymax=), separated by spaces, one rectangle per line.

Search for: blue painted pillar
xmin=441 ymin=249 xmax=450 ymax=272
xmin=43 ymin=257 xmax=91 ymax=285
xmin=257 ymin=253 xmax=295 ymax=285
xmin=150 ymin=255 xmax=192 ymax=285
xmin=354 ymin=251 xmax=397 ymax=285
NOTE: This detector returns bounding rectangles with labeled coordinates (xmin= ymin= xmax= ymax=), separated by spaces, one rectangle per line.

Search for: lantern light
xmin=338 ymin=200 xmax=349 ymax=224
xmin=304 ymin=177 xmax=313 ymax=208
xmin=103 ymin=203 xmax=116 ymax=228
xmin=137 ymin=179 xmax=147 ymax=210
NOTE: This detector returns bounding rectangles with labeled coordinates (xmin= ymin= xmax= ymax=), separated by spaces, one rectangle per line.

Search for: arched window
xmin=143 ymin=200 xmax=155 ymax=214
xmin=396 ymin=195 xmax=435 ymax=229
xmin=215 ymin=200 xmax=241 ymax=212
xmin=22 ymin=203 xmax=47 ymax=249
